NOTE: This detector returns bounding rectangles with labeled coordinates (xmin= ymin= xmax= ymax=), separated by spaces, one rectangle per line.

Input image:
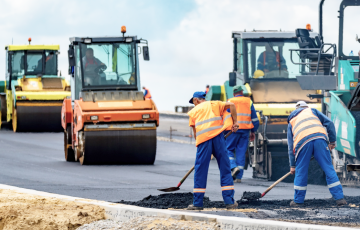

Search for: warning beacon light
xmin=121 ymin=26 xmax=126 ymax=37
xmin=306 ymin=24 xmax=311 ymax=31
xmin=28 ymin=37 xmax=32 ymax=45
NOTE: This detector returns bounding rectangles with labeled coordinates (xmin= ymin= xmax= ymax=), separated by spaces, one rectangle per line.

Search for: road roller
xmin=62 ymin=28 xmax=159 ymax=165
xmin=0 ymin=40 xmax=71 ymax=132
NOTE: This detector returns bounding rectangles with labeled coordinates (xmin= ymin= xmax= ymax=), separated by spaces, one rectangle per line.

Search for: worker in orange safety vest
xmin=187 ymin=91 xmax=239 ymax=210
xmin=287 ymin=101 xmax=346 ymax=207
xmin=223 ymin=85 xmax=259 ymax=183
xmin=143 ymin=86 xmax=152 ymax=99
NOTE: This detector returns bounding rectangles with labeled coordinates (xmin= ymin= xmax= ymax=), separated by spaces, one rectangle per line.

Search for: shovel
xmin=241 ymin=171 xmax=292 ymax=201
xmin=241 ymin=157 xmax=315 ymax=201
xmin=158 ymin=131 xmax=233 ymax=192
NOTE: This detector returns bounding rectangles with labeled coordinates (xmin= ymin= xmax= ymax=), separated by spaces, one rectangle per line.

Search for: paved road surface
xmin=0 ymin=117 xmax=358 ymax=203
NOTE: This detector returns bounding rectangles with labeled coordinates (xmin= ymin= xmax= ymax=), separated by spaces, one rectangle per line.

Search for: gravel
xmin=77 ymin=217 xmax=220 ymax=230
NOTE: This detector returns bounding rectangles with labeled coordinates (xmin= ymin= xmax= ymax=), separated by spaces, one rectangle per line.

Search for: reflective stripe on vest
xmin=290 ymin=108 xmax=327 ymax=152
xmin=188 ymin=101 xmax=229 ymax=146
xmin=223 ymin=97 xmax=254 ymax=130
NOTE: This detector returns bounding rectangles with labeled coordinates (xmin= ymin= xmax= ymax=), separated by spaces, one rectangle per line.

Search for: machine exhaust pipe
xmin=267 ymin=139 xmax=288 ymax=146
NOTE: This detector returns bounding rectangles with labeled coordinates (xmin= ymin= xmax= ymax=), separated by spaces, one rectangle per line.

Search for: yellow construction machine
xmin=207 ymin=29 xmax=325 ymax=184
xmin=0 ymin=39 xmax=71 ymax=132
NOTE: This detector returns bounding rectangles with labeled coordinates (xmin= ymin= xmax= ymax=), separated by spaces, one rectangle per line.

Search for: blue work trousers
xmin=193 ymin=133 xmax=235 ymax=207
xmin=225 ymin=130 xmax=250 ymax=179
xmin=294 ymin=139 xmax=344 ymax=203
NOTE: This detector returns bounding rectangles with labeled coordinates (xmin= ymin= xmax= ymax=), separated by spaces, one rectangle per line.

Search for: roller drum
xmin=82 ymin=129 xmax=157 ymax=165
xmin=16 ymin=104 xmax=63 ymax=132
xmin=0 ymin=95 xmax=6 ymax=121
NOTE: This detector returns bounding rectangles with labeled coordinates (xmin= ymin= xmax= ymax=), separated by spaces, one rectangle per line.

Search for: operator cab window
xmin=79 ymin=42 xmax=137 ymax=88
xmin=246 ymin=39 xmax=301 ymax=79
xmin=11 ymin=51 xmax=25 ymax=78
xmin=44 ymin=51 xmax=57 ymax=75
xmin=26 ymin=52 xmax=43 ymax=75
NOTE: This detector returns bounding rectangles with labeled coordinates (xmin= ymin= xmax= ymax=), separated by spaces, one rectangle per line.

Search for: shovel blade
xmin=241 ymin=191 xmax=262 ymax=201
xmin=157 ymin=187 xmax=180 ymax=192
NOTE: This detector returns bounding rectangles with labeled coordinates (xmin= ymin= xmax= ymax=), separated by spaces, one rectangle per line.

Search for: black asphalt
xmin=0 ymin=117 xmax=358 ymax=203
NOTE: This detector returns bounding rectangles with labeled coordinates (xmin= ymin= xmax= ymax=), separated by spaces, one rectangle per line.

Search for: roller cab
xmin=1 ymin=43 xmax=71 ymax=132
xmin=62 ymin=32 xmax=159 ymax=165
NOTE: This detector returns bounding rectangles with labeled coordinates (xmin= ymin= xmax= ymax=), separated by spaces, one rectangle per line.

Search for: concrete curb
xmin=0 ymin=184 xmax=353 ymax=230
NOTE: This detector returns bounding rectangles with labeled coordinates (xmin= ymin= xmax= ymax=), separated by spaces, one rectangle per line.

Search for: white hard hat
xmin=296 ymin=101 xmax=308 ymax=108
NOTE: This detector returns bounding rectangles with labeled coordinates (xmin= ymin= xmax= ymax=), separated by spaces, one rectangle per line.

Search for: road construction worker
xmin=287 ymin=101 xmax=347 ymax=206
xmin=35 ymin=52 xmax=56 ymax=75
xmin=82 ymin=48 xmax=107 ymax=85
xmin=187 ymin=91 xmax=239 ymax=210
xmin=205 ymin=85 xmax=210 ymax=94
xmin=223 ymin=85 xmax=259 ymax=183
xmin=257 ymin=43 xmax=287 ymax=72
xmin=143 ymin=86 xmax=152 ymax=99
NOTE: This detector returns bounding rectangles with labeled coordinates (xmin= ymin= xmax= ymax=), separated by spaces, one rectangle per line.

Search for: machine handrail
xmin=290 ymin=43 xmax=336 ymax=75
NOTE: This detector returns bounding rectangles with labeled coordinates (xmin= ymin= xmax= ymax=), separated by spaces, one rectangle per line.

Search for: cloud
xmin=0 ymin=0 xmax=358 ymax=111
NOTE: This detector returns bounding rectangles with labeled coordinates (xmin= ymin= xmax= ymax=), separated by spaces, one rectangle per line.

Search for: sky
xmin=0 ymin=0 xmax=359 ymax=111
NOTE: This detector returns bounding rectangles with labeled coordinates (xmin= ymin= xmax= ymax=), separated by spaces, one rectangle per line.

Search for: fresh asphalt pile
xmin=118 ymin=193 xmax=360 ymax=227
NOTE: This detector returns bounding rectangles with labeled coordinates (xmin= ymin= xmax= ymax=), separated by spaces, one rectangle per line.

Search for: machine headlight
xmin=84 ymin=38 xmax=92 ymax=44
xmin=125 ymin=37 xmax=133 ymax=43
xmin=142 ymin=114 xmax=150 ymax=119
xmin=90 ymin=116 xmax=98 ymax=121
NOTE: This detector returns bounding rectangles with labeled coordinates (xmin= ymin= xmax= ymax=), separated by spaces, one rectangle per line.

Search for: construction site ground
xmin=0 ymin=114 xmax=359 ymax=228
xmin=0 ymin=188 xmax=105 ymax=230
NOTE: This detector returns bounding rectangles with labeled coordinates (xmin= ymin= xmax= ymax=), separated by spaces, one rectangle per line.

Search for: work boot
xmin=231 ymin=167 xmax=240 ymax=180
xmin=336 ymin=199 xmax=347 ymax=206
xmin=233 ymin=179 xmax=241 ymax=183
xmin=186 ymin=205 xmax=203 ymax=210
xmin=226 ymin=201 xmax=238 ymax=210
xmin=290 ymin=201 xmax=304 ymax=207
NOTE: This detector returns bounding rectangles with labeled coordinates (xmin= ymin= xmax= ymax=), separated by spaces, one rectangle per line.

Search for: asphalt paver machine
xmin=207 ymin=0 xmax=360 ymax=186
xmin=0 ymin=40 xmax=71 ymax=132
xmin=207 ymin=29 xmax=325 ymax=183
xmin=292 ymin=0 xmax=360 ymax=185
xmin=62 ymin=28 xmax=159 ymax=165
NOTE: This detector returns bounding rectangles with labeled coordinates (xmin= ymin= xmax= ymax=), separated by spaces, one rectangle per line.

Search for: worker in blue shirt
xmin=223 ymin=85 xmax=259 ymax=182
xmin=287 ymin=101 xmax=346 ymax=206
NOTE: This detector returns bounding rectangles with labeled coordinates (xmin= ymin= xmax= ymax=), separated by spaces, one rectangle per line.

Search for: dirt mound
xmin=0 ymin=189 xmax=105 ymax=230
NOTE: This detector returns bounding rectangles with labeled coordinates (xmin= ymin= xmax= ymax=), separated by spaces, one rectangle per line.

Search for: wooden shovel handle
xmin=177 ymin=165 xmax=195 ymax=187
xmin=262 ymin=172 xmax=292 ymax=197
xmin=177 ymin=155 xmax=215 ymax=188
xmin=224 ymin=131 xmax=232 ymax=139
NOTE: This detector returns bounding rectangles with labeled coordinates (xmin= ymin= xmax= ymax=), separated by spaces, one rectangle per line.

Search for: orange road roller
xmin=61 ymin=28 xmax=159 ymax=165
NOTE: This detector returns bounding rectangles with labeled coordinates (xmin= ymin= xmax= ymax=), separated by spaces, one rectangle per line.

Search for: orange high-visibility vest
xmin=144 ymin=88 xmax=152 ymax=99
xmin=223 ymin=97 xmax=254 ymax=130
xmin=188 ymin=101 xmax=231 ymax=146
xmin=290 ymin=108 xmax=327 ymax=151
xmin=263 ymin=51 xmax=281 ymax=68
